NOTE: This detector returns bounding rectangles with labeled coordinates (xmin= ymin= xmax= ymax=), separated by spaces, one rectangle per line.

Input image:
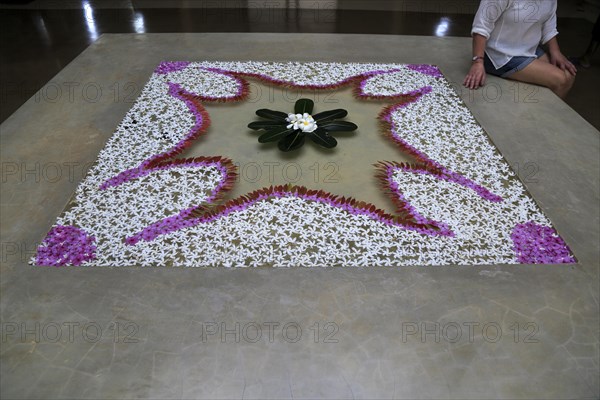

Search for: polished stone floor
xmin=1 ymin=32 xmax=598 ymax=399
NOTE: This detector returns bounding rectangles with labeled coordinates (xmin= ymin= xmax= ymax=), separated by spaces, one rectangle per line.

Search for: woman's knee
xmin=550 ymin=70 xmax=575 ymax=91
xmin=562 ymin=71 xmax=576 ymax=92
xmin=565 ymin=70 xmax=576 ymax=86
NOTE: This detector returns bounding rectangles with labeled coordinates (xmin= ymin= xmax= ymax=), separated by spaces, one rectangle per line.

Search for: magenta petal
xmin=511 ymin=222 xmax=575 ymax=264
xmin=35 ymin=225 xmax=97 ymax=267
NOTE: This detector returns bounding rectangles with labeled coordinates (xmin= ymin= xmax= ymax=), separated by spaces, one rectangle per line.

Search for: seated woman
xmin=464 ymin=0 xmax=577 ymax=99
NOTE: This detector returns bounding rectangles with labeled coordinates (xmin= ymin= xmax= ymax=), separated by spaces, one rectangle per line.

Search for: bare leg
xmin=508 ymin=55 xmax=575 ymax=99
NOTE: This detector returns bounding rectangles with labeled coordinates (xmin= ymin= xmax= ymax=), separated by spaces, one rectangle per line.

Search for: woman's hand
xmin=549 ymin=51 xmax=577 ymax=75
xmin=464 ymin=62 xmax=486 ymax=89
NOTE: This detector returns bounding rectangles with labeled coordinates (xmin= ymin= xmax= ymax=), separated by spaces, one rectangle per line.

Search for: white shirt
xmin=471 ymin=0 xmax=559 ymax=69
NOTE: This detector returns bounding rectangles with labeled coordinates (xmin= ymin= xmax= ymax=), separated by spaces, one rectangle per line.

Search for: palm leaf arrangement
xmin=247 ymin=98 xmax=358 ymax=152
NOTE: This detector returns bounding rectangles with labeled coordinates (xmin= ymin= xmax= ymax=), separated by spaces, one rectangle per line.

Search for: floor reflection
xmin=0 ymin=4 xmax=597 ymax=127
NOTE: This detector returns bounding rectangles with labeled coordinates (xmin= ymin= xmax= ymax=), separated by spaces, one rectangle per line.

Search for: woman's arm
xmin=546 ymin=37 xmax=577 ymax=75
xmin=542 ymin=2 xmax=576 ymax=75
xmin=464 ymin=33 xmax=488 ymax=89
xmin=465 ymin=0 xmax=509 ymax=89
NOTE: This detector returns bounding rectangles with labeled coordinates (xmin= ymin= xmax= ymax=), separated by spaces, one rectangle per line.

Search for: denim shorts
xmin=484 ymin=46 xmax=545 ymax=78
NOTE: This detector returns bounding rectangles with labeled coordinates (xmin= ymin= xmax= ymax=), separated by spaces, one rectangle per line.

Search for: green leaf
xmin=278 ymin=131 xmax=306 ymax=152
xmin=312 ymin=109 xmax=348 ymax=123
xmin=294 ymin=99 xmax=314 ymax=115
xmin=258 ymin=126 xmax=296 ymax=143
xmin=309 ymin=128 xmax=337 ymax=148
xmin=248 ymin=120 xmax=287 ymax=130
xmin=320 ymin=121 xmax=358 ymax=132
xmin=256 ymin=109 xmax=288 ymax=121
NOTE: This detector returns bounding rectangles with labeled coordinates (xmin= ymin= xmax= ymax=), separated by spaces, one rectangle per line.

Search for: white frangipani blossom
xmin=286 ymin=112 xmax=318 ymax=133
xmin=286 ymin=113 xmax=300 ymax=129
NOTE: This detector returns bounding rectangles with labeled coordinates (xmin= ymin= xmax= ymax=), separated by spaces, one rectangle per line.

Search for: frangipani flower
xmin=249 ymin=99 xmax=357 ymax=152
xmin=286 ymin=113 xmax=300 ymax=128
xmin=298 ymin=114 xmax=318 ymax=133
